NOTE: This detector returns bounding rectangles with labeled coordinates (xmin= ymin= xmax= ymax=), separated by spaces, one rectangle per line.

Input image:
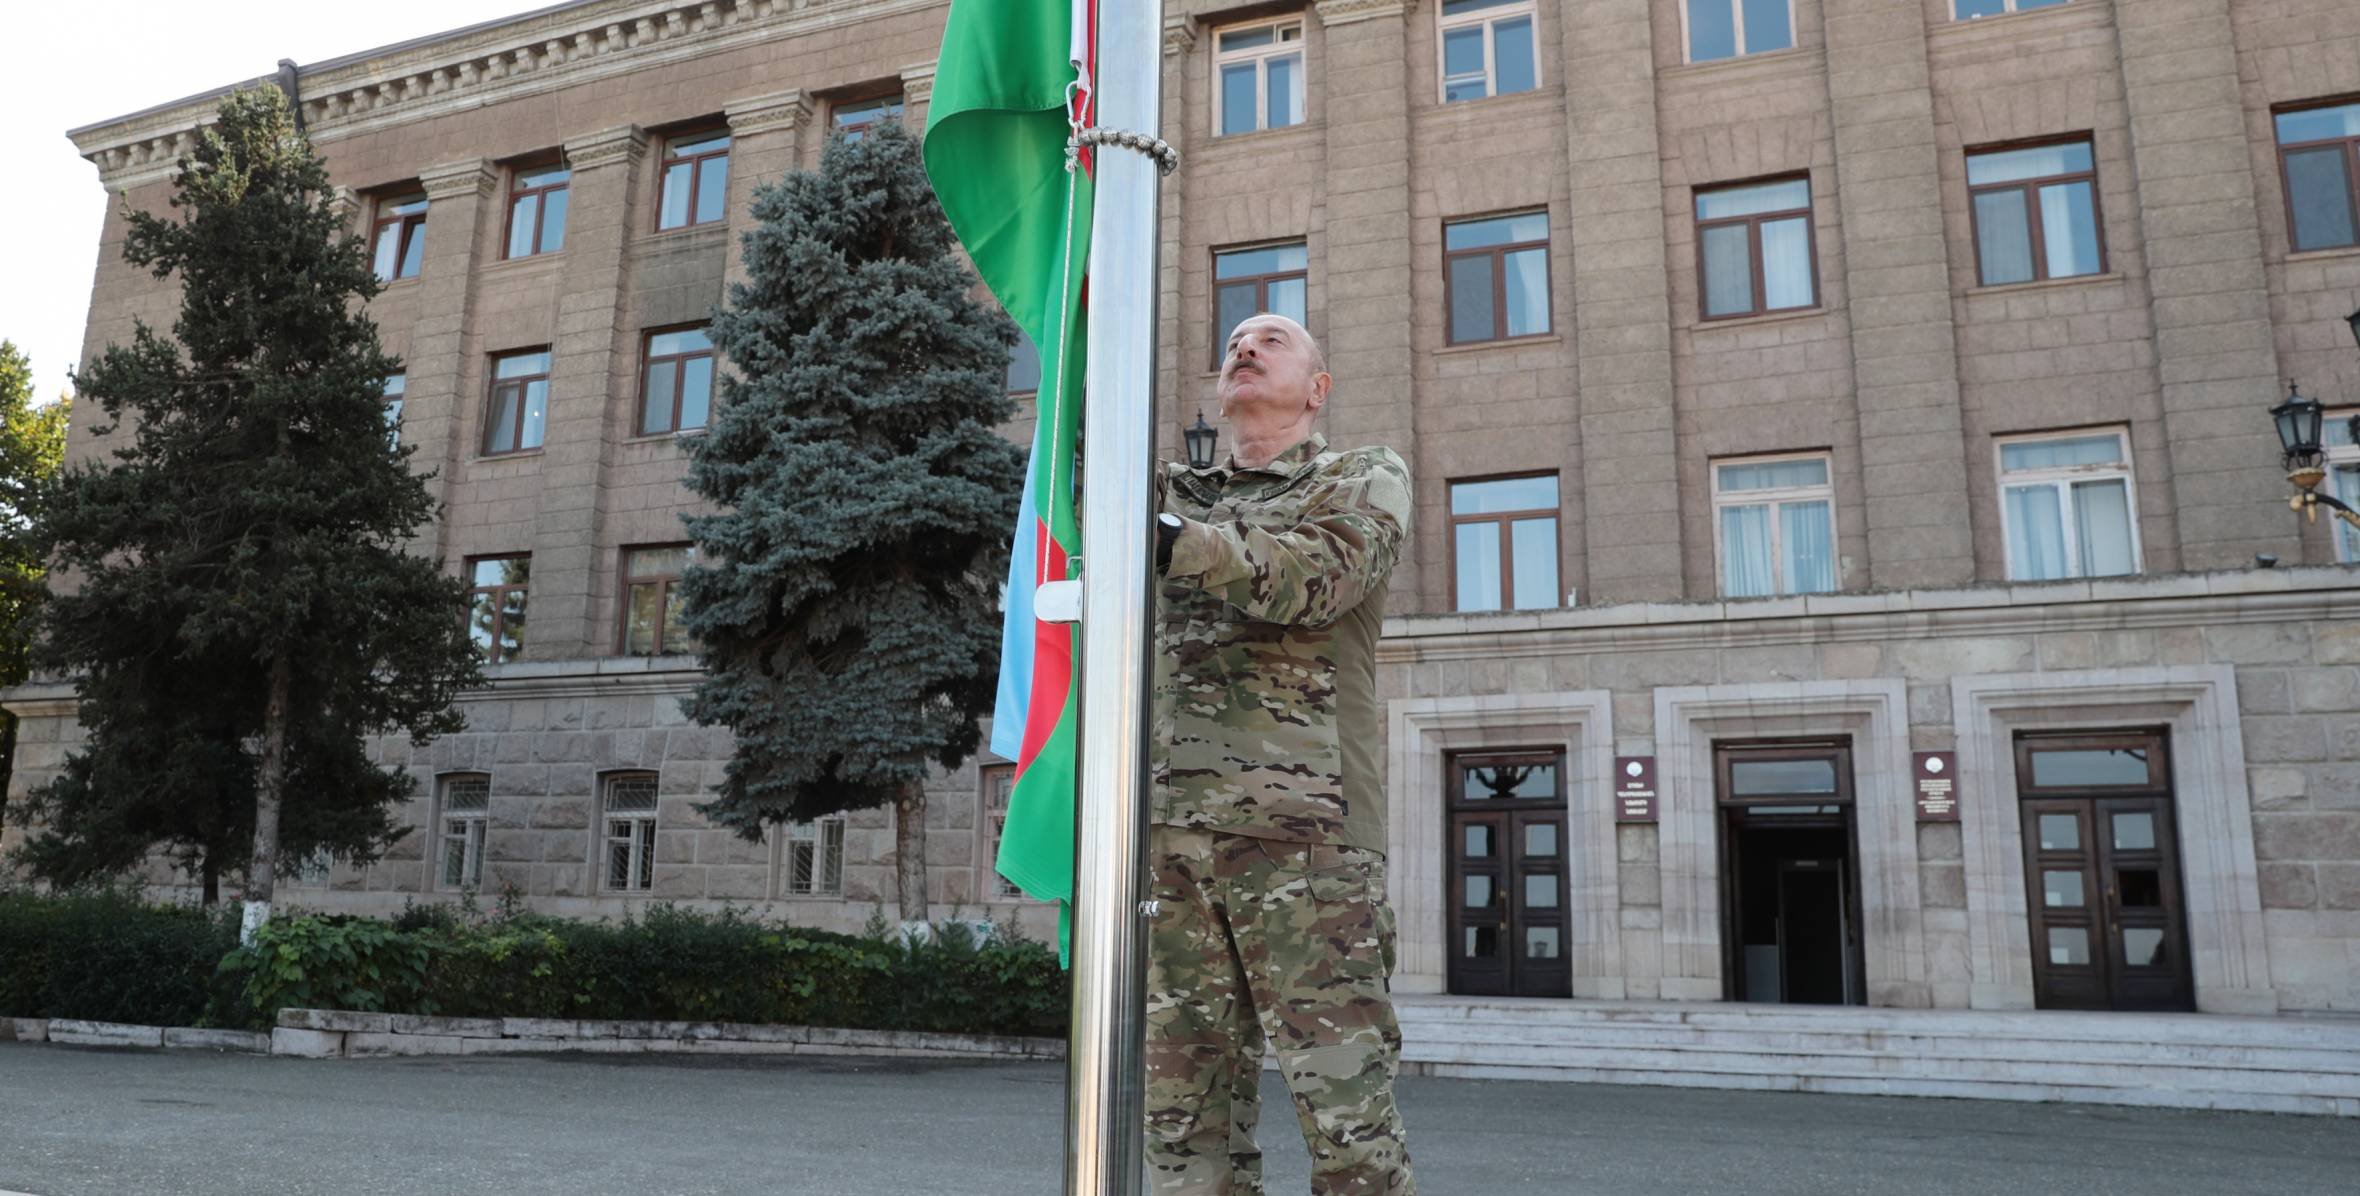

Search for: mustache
xmin=1224 ymin=359 xmax=1264 ymax=377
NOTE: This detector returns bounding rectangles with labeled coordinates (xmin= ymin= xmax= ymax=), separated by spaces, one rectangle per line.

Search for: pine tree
xmin=683 ymin=121 xmax=1023 ymax=925
xmin=22 ymin=88 xmax=481 ymax=929
xmin=0 ymin=343 xmax=70 ymax=831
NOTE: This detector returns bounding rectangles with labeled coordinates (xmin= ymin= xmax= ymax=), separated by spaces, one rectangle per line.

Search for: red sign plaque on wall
xmin=1615 ymin=756 xmax=1658 ymax=823
xmin=1914 ymin=751 xmax=1961 ymax=822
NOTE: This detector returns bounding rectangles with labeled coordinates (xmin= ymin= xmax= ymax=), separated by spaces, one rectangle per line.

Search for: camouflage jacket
xmin=1152 ymin=432 xmax=1411 ymax=853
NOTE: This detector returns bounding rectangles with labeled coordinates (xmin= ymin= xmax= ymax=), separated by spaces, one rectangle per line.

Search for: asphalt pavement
xmin=0 ymin=1043 xmax=2352 ymax=1195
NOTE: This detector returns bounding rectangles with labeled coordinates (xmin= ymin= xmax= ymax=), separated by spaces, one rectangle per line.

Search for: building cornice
xmin=724 ymin=89 xmax=814 ymax=137
xmin=416 ymin=158 xmax=500 ymax=200
xmin=1378 ymin=568 xmax=2360 ymax=664
xmin=68 ymin=0 xmax=946 ymax=191
xmin=1162 ymin=16 xmax=1197 ymax=57
xmin=1315 ymin=0 xmax=1420 ymax=28
xmin=562 ymin=125 xmax=649 ymax=171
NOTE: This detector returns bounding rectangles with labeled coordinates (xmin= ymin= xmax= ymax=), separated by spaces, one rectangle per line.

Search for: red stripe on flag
xmin=1014 ymin=517 xmax=1072 ymax=779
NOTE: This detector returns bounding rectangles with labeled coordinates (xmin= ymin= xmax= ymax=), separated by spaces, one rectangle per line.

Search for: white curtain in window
xmin=1721 ymin=504 xmax=1774 ymax=597
xmin=2338 ymin=463 xmax=2360 ymax=562
xmin=2006 ymin=484 xmax=2069 ymax=580
xmin=1781 ymin=500 xmax=1835 ymax=593
xmin=2072 ymin=478 xmax=2135 ymax=576
xmin=1760 ymin=216 xmax=1813 ymax=309
xmin=1701 ymin=224 xmax=1753 ymax=317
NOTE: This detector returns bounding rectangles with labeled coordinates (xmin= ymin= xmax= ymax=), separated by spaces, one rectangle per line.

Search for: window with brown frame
xmin=601 ymin=772 xmax=660 ymax=893
xmin=370 ymin=192 xmax=428 ymax=282
xmin=483 ymin=350 xmax=551 ymax=456
xmin=657 ymin=130 xmax=731 ymax=230
xmin=502 ymin=161 xmax=571 ymax=259
xmin=465 ymin=555 xmax=530 ymax=664
xmin=619 ymin=544 xmax=698 ymax=657
xmin=1449 ymin=474 xmax=1560 ymax=612
xmin=832 ymin=94 xmax=905 ymax=141
xmin=1006 ymin=326 xmax=1043 ymax=397
xmin=382 ymin=373 xmax=405 ymax=449
xmin=1444 ymin=212 xmax=1551 ymax=345
xmin=1967 ymin=139 xmax=2103 ymax=286
xmin=1212 ymin=242 xmax=1308 ymax=368
xmin=1696 ymin=177 xmax=1816 ymax=320
xmin=2276 ymin=100 xmax=2360 ymax=253
xmin=638 ymin=326 xmax=715 ymax=435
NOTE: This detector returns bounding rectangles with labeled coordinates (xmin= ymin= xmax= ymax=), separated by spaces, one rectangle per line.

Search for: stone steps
xmin=1391 ymin=998 xmax=2360 ymax=1117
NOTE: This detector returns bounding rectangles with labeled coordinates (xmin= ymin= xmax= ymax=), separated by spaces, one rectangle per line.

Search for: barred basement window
xmin=783 ymin=817 xmax=845 ymax=897
xmin=602 ymin=773 xmax=660 ymax=893
xmin=289 ymin=847 xmax=334 ymax=885
xmin=437 ymin=774 xmax=490 ymax=890
xmin=980 ymin=764 xmax=1024 ymax=900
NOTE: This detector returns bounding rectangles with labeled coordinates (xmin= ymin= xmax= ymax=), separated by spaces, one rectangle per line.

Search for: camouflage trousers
xmin=1144 ymin=826 xmax=1414 ymax=1195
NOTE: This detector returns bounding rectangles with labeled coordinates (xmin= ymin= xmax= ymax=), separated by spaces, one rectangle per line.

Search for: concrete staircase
xmin=1393 ymin=996 xmax=2360 ymax=1116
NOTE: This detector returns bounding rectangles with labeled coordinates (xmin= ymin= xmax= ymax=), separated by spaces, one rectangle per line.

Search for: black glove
xmin=1155 ymin=513 xmax=1184 ymax=574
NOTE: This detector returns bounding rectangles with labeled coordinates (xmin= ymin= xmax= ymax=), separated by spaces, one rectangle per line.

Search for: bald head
xmin=1217 ymin=313 xmax=1330 ymax=468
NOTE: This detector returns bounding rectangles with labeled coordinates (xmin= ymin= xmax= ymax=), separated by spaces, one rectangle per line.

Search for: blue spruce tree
xmin=683 ymin=120 xmax=1024 ymax=923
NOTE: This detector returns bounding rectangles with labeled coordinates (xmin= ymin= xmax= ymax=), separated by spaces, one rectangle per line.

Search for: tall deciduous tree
xmin=683 ymin=121 xmax=1023 ymax=925
xmin=24 ymin=88 xmax=480 ymax=930
xmin=0 ymin=342 xmax=70 ymax=829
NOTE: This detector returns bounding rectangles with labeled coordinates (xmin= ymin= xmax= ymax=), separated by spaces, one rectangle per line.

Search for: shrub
xmin=1 ymin=893 xmax=1066 ymax=1037
xmin=0 ymin=889 xmax=245 ymax=1027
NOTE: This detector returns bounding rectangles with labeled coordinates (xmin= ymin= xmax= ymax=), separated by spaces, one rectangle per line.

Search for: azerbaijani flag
xmin=924 ymin=0 xmax=1096 ymax=943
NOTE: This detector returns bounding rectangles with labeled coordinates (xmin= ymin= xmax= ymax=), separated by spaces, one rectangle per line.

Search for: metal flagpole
xmin=1065 ymin=0 xmax=1164 ymax=1191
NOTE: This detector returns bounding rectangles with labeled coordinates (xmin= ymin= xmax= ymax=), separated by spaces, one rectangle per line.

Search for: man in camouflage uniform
xmin=1146 ymin=312 xmax=1415 ymax=1195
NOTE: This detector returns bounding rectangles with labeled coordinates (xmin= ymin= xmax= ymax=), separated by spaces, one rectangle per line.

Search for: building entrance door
xmin=2016 ymin=732 xmax=2194 ymax=1012
xmin=1446 ymin=751 xmax=1570 ymax=998
xmin=1717 ymin=742 xmax=1864 ymax=1005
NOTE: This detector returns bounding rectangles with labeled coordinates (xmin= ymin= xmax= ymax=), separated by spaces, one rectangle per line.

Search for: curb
xmin=268 ymin=1009 xmax=1068 ymax=1061
xmin=2 ymin=1017 xmax=269 ymax=1054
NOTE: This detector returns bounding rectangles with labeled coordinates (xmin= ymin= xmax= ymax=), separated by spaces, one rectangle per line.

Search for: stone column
xmin=722 ymin=90 xmax=813 ymax=291
xmin=900 ymin=62 xmax=937 ymax=134
xmin=1312 ymin=0 xmax=1419 ymax=607
xmin=405 ymin=159 xmax=501 ymax=563
xmin=1156 ymin=16 xmax=1194 ymax=459
xmin=1564 ymin=0 xmax=1683 ymax=604
xmin=529 ymin=125 xmax=646 ymax=659
xmin=2112 ymin=0 xmax=2293 ymax=568
xmin=1821 ymin=0 xmax=1974 ymax=588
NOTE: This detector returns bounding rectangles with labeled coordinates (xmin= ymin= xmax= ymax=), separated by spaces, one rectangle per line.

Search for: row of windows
xmin=464 ymin=544 xmax=695 ymax=664
xmin=365 ymin=92 xmax=911 ymax=283
xmin=1205 ymin=136 xmax=2105 ymax=357
xmin=405 ymin=766 xmax=1029 ymax=901
xmin=1203 ymin=0 xmax=2076 ymax=134
xmin=379 ymin=326 xmax=715 ymax=459
xmin=1448 ymin=422 xmax=2360 ymax=612
xmin=422 ymin=772 xmax=846 ymax=896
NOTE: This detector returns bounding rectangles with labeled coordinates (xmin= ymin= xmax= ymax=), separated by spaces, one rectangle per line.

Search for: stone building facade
xmin=9 ymin=0 xmax=2360 ymax=1018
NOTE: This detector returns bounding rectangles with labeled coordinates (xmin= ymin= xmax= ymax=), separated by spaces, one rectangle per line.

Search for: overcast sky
xmin=0 ymin=1 xmax=551 ymax=402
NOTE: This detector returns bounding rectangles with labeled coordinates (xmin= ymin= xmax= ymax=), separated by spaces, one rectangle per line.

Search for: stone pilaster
xmin=1156 ymin=17 xmax=1193 ymax=462
xmin=2112 ymin=0 xmax=2293 ymax=568
xmin=1312 ymin=0 xmax=1418 ymax=604
xmin=723 ymin=90 xmax=813 ymax=292
xmin=899 ymin=62 xmax=936 ymax=134
xmin=404 ymin=159 xmax=501 ymax=562
xmin=529 ymin=125 xmax=646 ymax=658
xmin=1821 ymin=0 xmax=1973 ymax=587
xmin=1565 ymin=0 xmax=1682 ymax=604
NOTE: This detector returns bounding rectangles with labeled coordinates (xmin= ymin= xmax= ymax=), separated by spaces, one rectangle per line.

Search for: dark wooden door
xmin=1446 ymin=752 xmax=1570 ymax=998
xmin=2017 ymin=731 xmax=2193 ymax=1012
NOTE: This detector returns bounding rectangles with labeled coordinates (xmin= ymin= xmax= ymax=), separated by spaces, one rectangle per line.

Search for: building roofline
xmin=65 ymin=0 xmax=942 ymax=191
xmin=65 ymin=0 xmax=600 ymax=140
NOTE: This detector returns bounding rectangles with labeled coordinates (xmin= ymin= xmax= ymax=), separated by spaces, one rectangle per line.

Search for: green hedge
xmin=142 ymin=897 xmax=1057 ymax=1038
xmin=0 ymin=890 xmax=1066 ymax=1037
xmin=0 ymin=889 xmax=250 ymax=1027
xmin=217 ymin=903 xmax=1066 ymax=1036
